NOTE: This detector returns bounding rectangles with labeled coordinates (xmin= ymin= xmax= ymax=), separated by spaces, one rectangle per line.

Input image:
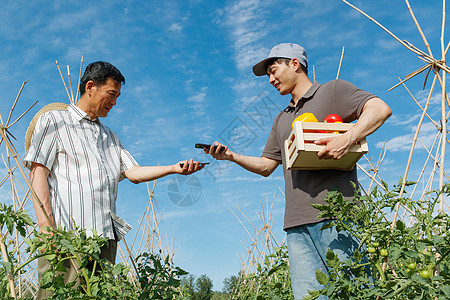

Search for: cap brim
xmin=25 ymin=102 xmax=69 ymax=152
xmin=252 ymin=57 xmax=273 ymax=76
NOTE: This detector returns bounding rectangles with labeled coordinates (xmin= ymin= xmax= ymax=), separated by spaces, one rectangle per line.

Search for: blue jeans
xmin=286 ymin=221 xmax=359 ymax=299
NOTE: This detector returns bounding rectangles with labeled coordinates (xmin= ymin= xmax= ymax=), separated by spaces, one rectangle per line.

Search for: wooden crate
xmin=284 ymin=122 xmax=368 ymax=171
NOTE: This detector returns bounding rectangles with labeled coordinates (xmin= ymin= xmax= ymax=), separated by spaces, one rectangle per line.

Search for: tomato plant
xmin=305 ymin=181 xmax=450 ymax=300
xmin=0 ymin=206 xmax=188 ymax=300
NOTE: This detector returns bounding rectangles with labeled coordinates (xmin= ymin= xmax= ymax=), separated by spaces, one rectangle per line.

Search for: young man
xmin=205 ymin=43 xmax=391 ymax=298
xmin=24 ymin=61 xmax=204 ymax=299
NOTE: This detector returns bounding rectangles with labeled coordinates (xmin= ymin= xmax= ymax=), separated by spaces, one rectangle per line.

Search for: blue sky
xmin=0 ymin=0 xmax=448 ymax=291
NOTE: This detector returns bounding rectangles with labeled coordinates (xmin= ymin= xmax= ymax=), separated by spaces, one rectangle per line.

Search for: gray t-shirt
xmin=262 ymin=79 xmax=375 ymax=230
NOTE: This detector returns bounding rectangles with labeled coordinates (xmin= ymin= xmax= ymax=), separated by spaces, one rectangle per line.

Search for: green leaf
xmin=442 ymin=284 xmax=450 ymax=297
xmin=315 ymin=270 xmax=329 ymax=285
xmin=301 ymin=289 xmax=323 ymax=300
xmin=325 ymin=249 xmax=340 ymax=269
xmin=0 ymin=261 xmax=12 ymax=274
xmin=112 ymin=264 xmax=122 ymax=276
xmin=60 ymin=238 xmax=75 ymax=253
xmin=320 ymin=222 xmax=335 ymax=231
xmin=395 ymin=220 xmax=405 ymax=232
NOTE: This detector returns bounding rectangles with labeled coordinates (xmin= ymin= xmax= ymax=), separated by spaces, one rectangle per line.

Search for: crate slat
xmin=285 ymin=121 xmax=368 ymax=171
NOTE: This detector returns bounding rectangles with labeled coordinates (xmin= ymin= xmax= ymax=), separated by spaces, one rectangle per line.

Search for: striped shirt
xmin=24 ymin=104 xmax=138 ymax=240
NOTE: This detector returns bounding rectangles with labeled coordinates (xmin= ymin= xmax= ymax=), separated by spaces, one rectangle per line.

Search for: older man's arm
xmin=30 ymin=162 xmax=55 ymax=232
xmin=123 ymin=159 xmax=205 ymax=184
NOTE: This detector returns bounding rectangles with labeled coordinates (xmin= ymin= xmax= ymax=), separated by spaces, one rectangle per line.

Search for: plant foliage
xmin=0 ymin=206 xmax=188 ymax=299
xmin=304 ymin=181 xmax=450 ymax=299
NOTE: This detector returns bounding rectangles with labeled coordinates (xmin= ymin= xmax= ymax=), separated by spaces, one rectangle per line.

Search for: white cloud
xmin=376 ymin=121 xmax=439 ymax=152
xmin=169 ymin=23 xmax=183 ymax=33
xmin=221 ymin=0 xmax=268 ymax=72
xmin=186 ymin=87 xmax=208 ymax=116
xmin=386 ymin=113 xmax=420 ymax=126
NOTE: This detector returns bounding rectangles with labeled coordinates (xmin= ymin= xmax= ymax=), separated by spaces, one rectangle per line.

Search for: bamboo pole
xmin=121 ymin=237 xmax=140 ymax=280
xmin=336 ymin=46 xmax=345 ymax=79
xmin=0 ymin=232 xmax=16 ymax=298
xmin=404 ymin=0 xmax=434 ymax=58
xmin=0 ymin=129 xmax=53 ymax=227
xmin=420 ymin=139 xmax=450 ymax=181
xmin=400 ymin=79 xmax=440 ymax=129
xmin=438 ymin=0 xmax=447 ymax=213
xmin=389 ymin=64 xmax=431 ymax=91
xmin=148 ymin=181 xmax=166 ymax=257
xmin=4 ymin=150 xmax=22 ymax=297
xmin=391 ymin=73 xmax=438 ymax=229
xmin=55 ymin=61 xmax=72 ymax=104
xmin=75 ymin=57 xmax=84 ymax=105
xmin=342 ymin=0 xmax=450 ymax=78
xmin=409 ymin=135 xmax=443 ymax=200
xmin=6 ymin=101 xmax=38 ymax=130
xmin=67 ymin=65 xmax=74 ymax=104
xmin=357 ymin=163 xmax=388 ymax=192
xmin=313 ymin=65 xmax=316 ymax=83
xmin=5 ymin=81 xmax=27 ymax=128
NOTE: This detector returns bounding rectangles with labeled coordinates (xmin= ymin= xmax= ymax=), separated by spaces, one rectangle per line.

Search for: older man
xmin=24 ymin=61 xmax=204 ymax=299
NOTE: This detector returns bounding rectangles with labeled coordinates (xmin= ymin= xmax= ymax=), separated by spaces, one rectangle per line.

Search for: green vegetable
xmin=407 ymin=262 xmax=416 ymax=270
xmin=419 ymin=269 xmax=432 ymax=279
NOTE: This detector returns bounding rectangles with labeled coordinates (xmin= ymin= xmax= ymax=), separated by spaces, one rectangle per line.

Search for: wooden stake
xmin=5 ymin=81 xmax=27 ymax=128
xmin=404 ymin=0 xmax=434 ymax=58
xmin=438 ymin=20 xmax=447 ymax=214
xmin=336 ymin=46 xmax=345 ymax=79
xmin=121 ymin=237 xmax=140 ymax=279
xmin=0 ymin=233 xmax=16 ymax=298
xmin=7 ymin=101 xmax=38 ymax=130
xmin=75 ymin=57 xmax=84 ymax=105
xmin=391 ymin=74 xmax=438 ymax=229
xmin=55 ymin=61 xmax=73 ymax=104
xmin=67 ymin=65 xmax=74 ymax=104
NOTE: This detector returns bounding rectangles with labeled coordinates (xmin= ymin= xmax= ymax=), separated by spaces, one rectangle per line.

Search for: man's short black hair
xmin=265 ymin=58 xmax=308 ymax=76
xmin=79 ymin=61 xmax=125 ymax=96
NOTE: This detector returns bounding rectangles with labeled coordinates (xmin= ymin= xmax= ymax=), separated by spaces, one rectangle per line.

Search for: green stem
xmin=90 ymin=260 xmax=97 ymax=281
xmin=74 ymin=253 xmax=92 ymax=296
xmin=355 ymin=262 xmax=372 ymax=268
xmin=374 ymin=260 xmax=386 ymax=282
xmin=435 ymin=249 xmax=450 ymax=266
xmin=14 ymin=252 xmax=65 ymax=274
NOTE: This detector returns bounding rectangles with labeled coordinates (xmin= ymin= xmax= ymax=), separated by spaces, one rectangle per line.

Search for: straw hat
xmin=24 ymin=102 xmax=68 ymax=152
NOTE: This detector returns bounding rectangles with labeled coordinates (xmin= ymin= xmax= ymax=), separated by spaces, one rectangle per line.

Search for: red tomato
xmin=323 ymin=114 xmax=343 ymax=123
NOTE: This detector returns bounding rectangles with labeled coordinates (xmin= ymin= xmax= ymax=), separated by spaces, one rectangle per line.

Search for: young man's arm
xmin=315 ymin=97 xmax=392 ymax=160
xmin=30 ymin=162 xmax=55 ymax=232
xmin=205 ymin=143 xmax=280 ymax=177
xmin=123 ymin=159 xmax=205 ymax=184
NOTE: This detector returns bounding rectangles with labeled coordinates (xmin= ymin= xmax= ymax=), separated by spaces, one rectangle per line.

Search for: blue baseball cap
xmin=252 ymin=43 xmax=308 ymax=76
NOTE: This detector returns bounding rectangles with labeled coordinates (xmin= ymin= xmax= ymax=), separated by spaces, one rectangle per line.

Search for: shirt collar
xmin=68 ymin=104 xmax=100 ymax=123
xmin=288 ymin=82 xmax=321 ymax=108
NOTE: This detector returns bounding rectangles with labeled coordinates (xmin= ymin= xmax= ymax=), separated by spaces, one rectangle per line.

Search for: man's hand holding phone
xmin=196 ymin=142 xmax=232 ymax=161
xmin=175 ymin=159 xmax=206 ymax=175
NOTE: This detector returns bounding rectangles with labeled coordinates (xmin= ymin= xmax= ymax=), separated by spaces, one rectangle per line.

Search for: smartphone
xmin=179 ymin=162 xmax=210 ymax=168
xmin=195 ymin=143 xmax=225 ymax=152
